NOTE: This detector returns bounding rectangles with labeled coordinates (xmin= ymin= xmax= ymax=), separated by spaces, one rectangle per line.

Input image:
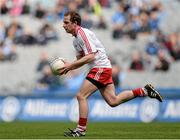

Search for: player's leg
xmin=99 ymin=84 xmax=163 ymax=107
xmin=64 ymin=79 xmax=97 ymax=137
xmin=77 ymin=79 xmax=97 ymax=122
xmin=99 ymin=84 xmax=136 ymax=107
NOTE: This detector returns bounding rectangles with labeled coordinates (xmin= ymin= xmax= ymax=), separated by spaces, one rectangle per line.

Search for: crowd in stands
xmin=0 ymin=20 xmax=17 ymax=61
xmin=111 ymin=0 xmax=164 ymax=39
xmin=35 ymin=52 xmax=63 ymax=90
xmin=1 ymin=0 xmax=180 ymax=92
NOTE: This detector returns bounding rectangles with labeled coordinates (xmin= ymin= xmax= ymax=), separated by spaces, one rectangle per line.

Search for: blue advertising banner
xmin=0 ymin=96 xmax=180 ymax=122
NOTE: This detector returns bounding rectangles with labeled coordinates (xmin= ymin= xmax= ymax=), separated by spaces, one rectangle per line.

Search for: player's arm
xmin=71 ymin=53 xmax=95 ymax=69
xmin=59 ymin=53 xmax=95 ymax=75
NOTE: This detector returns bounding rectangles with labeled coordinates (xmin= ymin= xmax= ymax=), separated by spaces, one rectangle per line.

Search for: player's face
xmin=63 ymin=15 xmax=76 ymax=34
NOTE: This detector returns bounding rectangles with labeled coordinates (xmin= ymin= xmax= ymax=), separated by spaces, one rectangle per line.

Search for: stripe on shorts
xmin=94 ymin=68 xmax=103 ymax=80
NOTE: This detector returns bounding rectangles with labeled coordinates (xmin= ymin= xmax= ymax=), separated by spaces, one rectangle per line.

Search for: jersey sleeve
xmin=77 ymin=29 xmax=97 ymax=55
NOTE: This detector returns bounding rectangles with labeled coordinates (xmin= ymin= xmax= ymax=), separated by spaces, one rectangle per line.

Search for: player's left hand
xmin=58 ymin=63 xmax=72 ymax=75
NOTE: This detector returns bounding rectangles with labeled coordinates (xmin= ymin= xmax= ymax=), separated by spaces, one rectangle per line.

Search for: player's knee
xmin=108 ymin=102 xmax=118 ymax=107
xmin=107 ymin=99 xmax=119 ymax=107
xmin=76 ymin=92 xmax=86 ymax=101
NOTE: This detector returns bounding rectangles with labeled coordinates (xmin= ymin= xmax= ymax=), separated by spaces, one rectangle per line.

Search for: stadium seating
xmin=0 ymin=0 xmax=180 ymax=95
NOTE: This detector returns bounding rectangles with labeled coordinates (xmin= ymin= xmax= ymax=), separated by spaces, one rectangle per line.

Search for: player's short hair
xmin=64 ymin=11 xmax=81 ymax=26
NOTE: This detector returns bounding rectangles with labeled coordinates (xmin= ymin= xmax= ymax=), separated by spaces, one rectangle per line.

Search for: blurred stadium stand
xmin=0 ymin=0 xmax=180 ymax=95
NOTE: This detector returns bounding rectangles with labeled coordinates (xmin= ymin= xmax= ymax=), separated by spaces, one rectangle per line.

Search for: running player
xmin=59 ymin=11 xmax=163 ymax=137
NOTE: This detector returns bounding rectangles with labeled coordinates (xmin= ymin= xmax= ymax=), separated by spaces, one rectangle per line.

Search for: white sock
xmin=76 ymin=125 xmax=86 ymax=132
xmin=142 ymin=88 xmax=148 ymax=96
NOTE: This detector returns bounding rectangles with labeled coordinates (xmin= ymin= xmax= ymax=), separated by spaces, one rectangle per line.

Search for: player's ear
xmin=74 ymin=21 xmax=78 ymax=25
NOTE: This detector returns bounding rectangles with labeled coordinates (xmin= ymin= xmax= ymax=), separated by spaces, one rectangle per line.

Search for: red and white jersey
xmin=73 ymin=26 xmax=112 ymax=68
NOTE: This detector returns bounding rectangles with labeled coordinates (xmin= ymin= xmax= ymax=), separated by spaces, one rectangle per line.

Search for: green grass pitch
xmin=0 ymin=122 xmax=180 ymax=139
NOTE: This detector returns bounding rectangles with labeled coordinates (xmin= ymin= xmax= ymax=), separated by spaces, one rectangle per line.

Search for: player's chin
xmin=64 ymin=29 xmax=69 ymax=32
xmin=66 ymin=30 xmax=72 ymax=33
